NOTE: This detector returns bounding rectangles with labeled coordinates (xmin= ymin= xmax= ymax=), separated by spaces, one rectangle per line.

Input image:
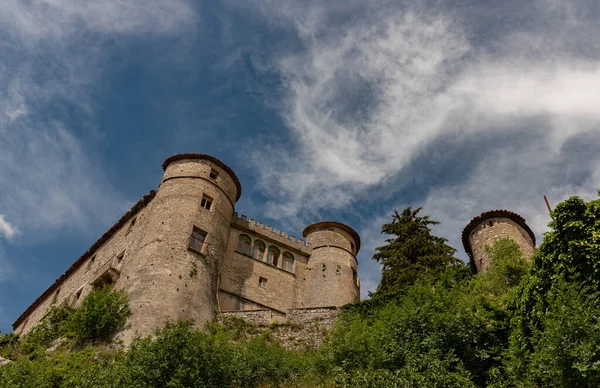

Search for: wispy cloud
xmin=0 ymin=1 xmax=197 ymax=238
xmin=0 ymin=215 xmax=19 ymax=241
xmin=244 ymin=0 xmax=600 ymax=294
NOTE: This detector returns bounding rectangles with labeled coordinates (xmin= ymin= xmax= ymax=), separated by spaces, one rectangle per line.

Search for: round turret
xmin=462 ymin=210 xmax=535 ymax=273
xmin=301 ymin=221 xmax=360 ymax=307
xmin=120 ymin=154 xmax=241 ymax=343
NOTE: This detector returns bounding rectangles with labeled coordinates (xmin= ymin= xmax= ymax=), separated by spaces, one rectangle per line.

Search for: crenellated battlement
xmin=232 ymin=212 xmax=312 ymax=255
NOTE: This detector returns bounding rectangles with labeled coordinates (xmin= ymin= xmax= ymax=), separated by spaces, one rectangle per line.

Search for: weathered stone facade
xmin=12 ymin=154 xmax=360 ymax=345
xmin=219 ymin=307 xmax=340 ymax=350
xmin=462 ymin=210 xmax=536 ymax=272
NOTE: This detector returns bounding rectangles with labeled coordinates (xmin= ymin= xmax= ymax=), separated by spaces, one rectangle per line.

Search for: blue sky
xmin=1 ymin=0 xmax=600 ymax=333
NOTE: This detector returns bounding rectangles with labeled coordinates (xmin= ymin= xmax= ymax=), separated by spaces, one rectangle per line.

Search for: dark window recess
xmin=350 ymin=242 xmax=355 ymax=253
xmin=252 ymin=240 xmax=266 ymax=261
xmin=353 ymin=268 xmax=358 ymax=286
xmin=209 ymin=169 xmax=219 ymax=180
xmin=200 ymin=194 xmax=213 ymax=211
xmin=258 ymin=277 xmax=267 ymax=288
xmin=52 ymin=288 xmax=61 ymax=304
xmin=87 ymin=255 xmax=96 ymax=270
xmin=267 ymin=246 xmax=280 ymax=267
xmin=126 ymin=217 xmax=137 ymax=234
xmin=236 ymin=234 xmax=251 ymax=255
xmin=189 ymin=227 xmax=207 ymax=253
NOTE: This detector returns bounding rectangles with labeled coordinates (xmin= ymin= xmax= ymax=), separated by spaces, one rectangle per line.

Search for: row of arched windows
xmin=236 ymin=234 xmax=294 ymax=272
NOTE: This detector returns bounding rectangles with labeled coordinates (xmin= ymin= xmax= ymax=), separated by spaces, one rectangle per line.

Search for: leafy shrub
xmin=68 ymin=285 xmax=130 ymax=342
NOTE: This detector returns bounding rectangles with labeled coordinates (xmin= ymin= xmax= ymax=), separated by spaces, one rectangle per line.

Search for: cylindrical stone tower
xmin=120 ymin=154 xmax=241 ymax=343
xmin=302 ymin=221 xmax=360 ymax=307
xmin=462 ymin=210 xmax=535 ymax=273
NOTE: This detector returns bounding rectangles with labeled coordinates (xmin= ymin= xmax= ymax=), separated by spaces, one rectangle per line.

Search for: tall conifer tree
xmin=372 ymin=207 xmax=461 ymax=296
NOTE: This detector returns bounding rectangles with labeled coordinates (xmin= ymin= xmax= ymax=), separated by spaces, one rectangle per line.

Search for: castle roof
xmin=461 ymin=209 xmax=536 ymax=260
xmin=302 ymin=221 xmax=361 ymax=254
xmin=13 ymin=190 xmax=157 ymax=329
xmin=162 ymin=153 xmax=242 ymax=202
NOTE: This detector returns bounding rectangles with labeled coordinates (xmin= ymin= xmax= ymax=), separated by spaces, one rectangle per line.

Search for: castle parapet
xmin=232 ymin=212 xmax=311 ymax=255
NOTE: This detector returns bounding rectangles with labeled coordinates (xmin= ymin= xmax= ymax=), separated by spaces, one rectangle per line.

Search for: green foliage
xmin=504 ymin=194 xmax=600 ymax=386
xmin=372 ymin=207 xmax=462 ymax=297
xmin=68 ymin=285 xmax=130 ymax=342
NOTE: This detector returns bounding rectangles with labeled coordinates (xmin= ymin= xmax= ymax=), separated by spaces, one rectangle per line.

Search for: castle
xmin=12 ymin=154 xmax=361 ymax=344
xmin=12 ymin=153 xmax=538 ymax=343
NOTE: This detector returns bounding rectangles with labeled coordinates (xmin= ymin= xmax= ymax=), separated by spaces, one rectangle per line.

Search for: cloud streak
xmin=0 ymin=215 xmax=19 ymax=241
xmin=246 ymin=0 xmax=600 ymax=296
xmin=0 ymin=1 xmax=197 ymax=238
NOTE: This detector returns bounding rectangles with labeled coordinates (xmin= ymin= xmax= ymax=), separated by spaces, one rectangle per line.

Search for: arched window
xmin=252 ymin=240 xmax=266 ymax=261
xmin=236 ymin=234 xmax=251 ymax=255
xmin=282 ymin=252 xmax=294 ymax=272
xmin=267 ymin=246 xmax=280 ymax=267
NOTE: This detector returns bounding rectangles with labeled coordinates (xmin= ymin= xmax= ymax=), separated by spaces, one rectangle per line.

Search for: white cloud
xmin=245 ymin=0 xmax=600 ymax=292
xmin=0 ymin=215 xmax=19 ymax=241
xmin=0 ymin=1 xmax=197 ymax=238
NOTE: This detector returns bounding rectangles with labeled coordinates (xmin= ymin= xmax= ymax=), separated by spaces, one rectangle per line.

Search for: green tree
xmin=371 ymin=207 xmax=462 ymax=296
xmin=505 ymin=193 xmax=600 ymax=386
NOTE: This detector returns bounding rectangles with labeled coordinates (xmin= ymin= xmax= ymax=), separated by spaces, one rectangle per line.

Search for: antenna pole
xmin=544 ymin=195 xmax=555 ymax=221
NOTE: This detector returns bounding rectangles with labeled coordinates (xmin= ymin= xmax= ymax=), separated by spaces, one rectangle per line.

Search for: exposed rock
xmin=0 ymin=356 xmax=11 ymax=366
xmin=46 ymin=337 xmax=69 ymax=354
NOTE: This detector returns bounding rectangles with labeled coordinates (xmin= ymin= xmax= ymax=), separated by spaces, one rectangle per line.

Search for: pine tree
xmin=372 ymin=207 xmax=461 ymax=296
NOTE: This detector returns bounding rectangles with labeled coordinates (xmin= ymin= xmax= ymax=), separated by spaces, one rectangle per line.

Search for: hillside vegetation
xmin=1 ymin=194 xmax=600 ymax=387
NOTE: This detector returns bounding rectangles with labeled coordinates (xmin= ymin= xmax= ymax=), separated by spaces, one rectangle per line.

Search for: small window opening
xmin=116 ymin=251 xmax=125 ymax=268
xmin=23 ymin=319 xmax=29 ymax=331
xmin=258 ymin=277 xmax=267 ymax=288
xmin=350 ymin=242 xmax=355 ymax=253
xmin=200 ymin=194 xmax=213 ymax=211
xmin=282 ymin=252 xmax=294 ymax=272
xmin=126 ymin=217 xmax=137 ymax=235
xmin=189 ymin=227 xmax=207 ymax=253
xmin=236 ymin=234 xmax=251 ymax=255
xmin=353 ymin=268 xmax=358 ymax=286
xmin=52 ymin=288 xmax=60 ymax=304
xmin=209 ymin=168 xmax=219 ymax=180
xmin=71 ymin=287 xmax=83 ymax=306
xmin=267 ymin=246 xmax=280 ymax=267
xmin=87 ymin=255 xmax=96 ymax=270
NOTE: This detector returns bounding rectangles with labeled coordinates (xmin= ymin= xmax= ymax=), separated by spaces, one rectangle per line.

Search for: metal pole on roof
xmin=544 ymin=195 xmax=555 ymax=221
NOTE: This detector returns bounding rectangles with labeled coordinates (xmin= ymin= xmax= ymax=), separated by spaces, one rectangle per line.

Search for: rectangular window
xmin=71 ymin=287 xmax=83 ymax=306
xmin=258 ymin=277 xmax=267 ymax=288
xmin=87 ymin=255 xmax=96 ymax=270
xmin=52 ymin=288 xmax=60 ymax=304
xmin=115 ymin=251 xmax=125 ymax=268
xmin=126 ymin=217 xmax=136 ymax=235
xmin=188 ymin=227 xmax=207 ymax=253
xmin=209 ymin=168 xmax=219 ymax=180
xmin=353 ymin=268 xmax=358 ymax=286
xmin=200 ymin=194 xmax=213 ymax=211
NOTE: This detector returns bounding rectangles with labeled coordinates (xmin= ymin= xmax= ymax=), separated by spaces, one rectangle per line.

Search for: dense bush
xmin=68 ymin=285 xmax=130 ymax=342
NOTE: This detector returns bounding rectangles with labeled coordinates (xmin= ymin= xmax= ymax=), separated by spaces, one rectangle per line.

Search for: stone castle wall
xmin=12 ymin=154 xmax=361 ymax=346
xmin=219 ymin=307 xmax=340 ymax=350
xmin=14 ymin=202 xmax=153 ymax=335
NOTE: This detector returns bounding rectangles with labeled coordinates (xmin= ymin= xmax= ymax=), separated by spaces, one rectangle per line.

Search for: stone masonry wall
xmin=14 ymin=204 xmax=152 ymax=335
xmin=219 ymin=307 xmax=339 ymax=350
xmin=469 ymin=217 xmax=536 ymax=272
